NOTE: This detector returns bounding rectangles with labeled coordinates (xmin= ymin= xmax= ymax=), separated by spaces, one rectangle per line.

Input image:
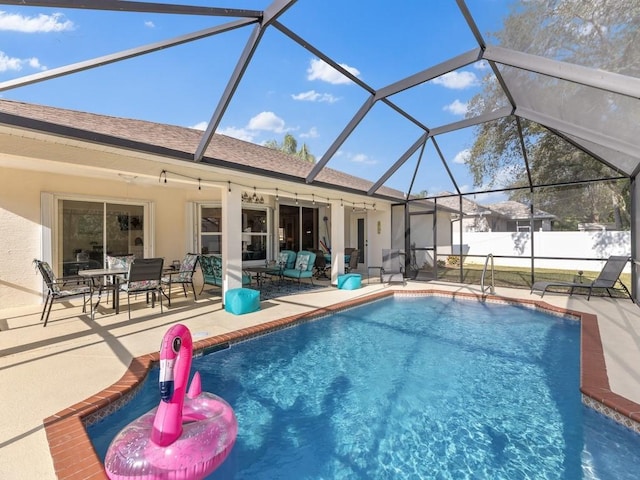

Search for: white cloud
xmin=247 ymin=111 xmax=287 ymax=133
xmin=453 ymin=148 xmax=471 ymax=164
xmin=300 ymin=126 xmax=319 ymax=139
xmin=474 ymin=60 xmax=489 ymax=70
xmin=0 ymin=50 xmax=46 ymax=72
xmin=144 ymin=20 xmax=155 ymax=28
xmin=307 ymin=58 xmax=360 ymax=85
xmin=444 ymin=99 xmax=468 ymax=115
xmin=189 ymin=121 xmax=208 ymax=131
xmin=0 ymin=11 xmax=74 ymax=32
xmin=217 ymin=111 xmax=295 ymax=141
xmin=291 ymin=90 xmax=339 ymax=103
xmin=217 ymin=126 xmax=255 ymax=142
xmin=349 ymin=152 xmax=377 ymax=165
xmin=432 ymin=71 xmax=478 ymax=89
xmin=0 ymin=51 xmax=22 ymax=72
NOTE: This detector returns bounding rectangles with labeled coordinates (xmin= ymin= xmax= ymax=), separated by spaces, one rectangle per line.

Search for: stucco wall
xmin=0 ymin=166 xmax=389 ymax=310
xmin=0 ymin=167 xmax=221 ymax=309
xmin=0 ymin=170 xmax=42 ymax=310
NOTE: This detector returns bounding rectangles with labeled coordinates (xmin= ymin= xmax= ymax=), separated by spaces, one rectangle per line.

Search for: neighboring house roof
xmin=485 ymin=200 xmax=555 ymax=220
xmin=0 ymin=99 xmax=405 ymax=202
xmin=433 ymin=193 xmax=556 ymax=220
xmin=433 ymin=193 xmax=492 ymax=217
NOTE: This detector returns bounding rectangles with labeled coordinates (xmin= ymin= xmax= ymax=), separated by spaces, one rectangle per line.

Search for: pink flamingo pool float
xmin=104 ymin=324 xmax=238 ymax=480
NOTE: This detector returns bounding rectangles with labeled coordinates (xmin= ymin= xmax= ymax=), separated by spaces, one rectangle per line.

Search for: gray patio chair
xmin=102 ymin=254 xmax=135 ymax=302
xmin=33 ymin=259 xmax=91 ymax=327
xmin=120 ymin=258 xmax=165 ymax=319
xmin=380 ymin=249 xmax=405 ymax=285
xmin=345 ymin=249 xmax=359 ymax=273
xmin=530 ymin=255 xmax=632 ymax=300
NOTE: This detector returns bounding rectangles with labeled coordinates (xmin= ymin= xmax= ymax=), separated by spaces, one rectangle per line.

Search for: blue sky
xmin=0 ymin=0 xmax=511 ymax=203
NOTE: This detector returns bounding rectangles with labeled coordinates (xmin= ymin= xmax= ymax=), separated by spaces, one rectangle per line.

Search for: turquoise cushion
xmin=225 ymin=288 xmax=260 ymax=315
xmin=295 ymin=253 xmax=311 ymax=271
xmin=337 ymin=273 xmax=361 ymax=290
xmin=282 ymin=269 xmax=314 ymax=279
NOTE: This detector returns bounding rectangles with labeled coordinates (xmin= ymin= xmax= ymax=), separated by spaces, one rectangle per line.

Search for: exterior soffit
xmin=0 ymin=129 xmax=384 ymax=206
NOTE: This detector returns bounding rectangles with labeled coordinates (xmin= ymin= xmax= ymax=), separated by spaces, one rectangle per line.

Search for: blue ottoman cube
xmin=337 ymin=273 xmax=362 ymax=290
xmin=225 ymin=288 xmax=260 ymax=315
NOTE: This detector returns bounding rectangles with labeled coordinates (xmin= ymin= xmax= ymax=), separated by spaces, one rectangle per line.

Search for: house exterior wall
xmin=0 ymin=165 xmax=391 ymax=310
xmin=0 ymin=166 xmax=220 ymax=309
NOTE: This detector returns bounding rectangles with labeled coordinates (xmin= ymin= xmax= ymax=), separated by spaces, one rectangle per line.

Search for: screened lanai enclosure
xmin=0 ymin=0 xmax=639 ymax=299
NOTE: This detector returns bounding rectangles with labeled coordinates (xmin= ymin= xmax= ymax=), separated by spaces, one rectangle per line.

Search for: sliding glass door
xmin=57 ymin=199 xmax=145 ymax=275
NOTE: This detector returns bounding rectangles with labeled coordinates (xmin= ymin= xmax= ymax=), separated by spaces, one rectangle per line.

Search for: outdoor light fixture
xmin=241 ymin=190 xmax=265 ymax=204
xmin=157 ymin=170 xmax=376 ymax=210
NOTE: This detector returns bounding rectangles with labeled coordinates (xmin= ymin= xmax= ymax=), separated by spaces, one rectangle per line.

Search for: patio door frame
xmin=41 ymin=192 xmax=154 ymax=276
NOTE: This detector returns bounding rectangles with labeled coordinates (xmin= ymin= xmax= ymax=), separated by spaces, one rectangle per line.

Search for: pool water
xmin=89 ymin=296 xmax=640 ymax=479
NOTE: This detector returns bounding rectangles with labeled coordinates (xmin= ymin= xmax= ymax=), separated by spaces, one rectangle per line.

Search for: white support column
xmin=330 ymin=201 xmax=345 ymax=285
xmin=222 ymin=186 xmax=243 ymax=301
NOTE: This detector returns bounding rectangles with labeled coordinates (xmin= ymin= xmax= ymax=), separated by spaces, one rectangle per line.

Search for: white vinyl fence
xmin=446 ymin=231 xmax=631 ymax=273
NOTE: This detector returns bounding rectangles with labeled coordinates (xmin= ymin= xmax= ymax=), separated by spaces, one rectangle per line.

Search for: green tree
xmin=266 ymin=133 xmax=316 ymax=163
xmin=282 ymin=133 xmax=297 ymax=155
xmin=465 ymin=0 xmax=637 ymax=229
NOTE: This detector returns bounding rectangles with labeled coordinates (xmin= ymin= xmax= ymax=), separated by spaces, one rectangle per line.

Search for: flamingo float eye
xmin=172 ymin=337 xmax=181 ymax=353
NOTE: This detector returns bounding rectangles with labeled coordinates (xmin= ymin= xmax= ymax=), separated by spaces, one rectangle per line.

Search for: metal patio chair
xmin=33 ymin=259 xmax=92 ymax=327
xmin=120 ymin=258 xmax=165 ymax=319
xmin=345 ymin=249 xmax=360 ymax=273
xmin=161 ymin=253 xmax=199 ymax=306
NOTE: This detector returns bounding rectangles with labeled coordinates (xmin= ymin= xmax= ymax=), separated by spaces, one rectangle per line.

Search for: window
xmin=198 ymin=205 xmax=270 ymax=260
xmin=242 ymin=208 xmax=268 ymax=261
xmin=200 ymin=206 xmax=221 ymax=254
xmin=279 ymin=204 xmax=318 ymax=252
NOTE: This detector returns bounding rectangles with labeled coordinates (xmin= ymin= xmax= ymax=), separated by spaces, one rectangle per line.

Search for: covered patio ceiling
xmin=0 ymin=0 xmax=638 ymax=199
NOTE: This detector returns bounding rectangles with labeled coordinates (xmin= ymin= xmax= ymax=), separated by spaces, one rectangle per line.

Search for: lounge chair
xmin=530 ymin=255 xmax=631 ymax=300
xmin=282 ymin=250 xmax=317 ymax=285
xmin=265 ymin=250 xmax=297 ymax=283
xmin=380 ymin=249 xmax=405 ymax=285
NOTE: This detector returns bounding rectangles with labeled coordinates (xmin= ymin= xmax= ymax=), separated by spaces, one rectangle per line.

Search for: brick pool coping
xmin=43 ymin=289 xmax=640 ymax=479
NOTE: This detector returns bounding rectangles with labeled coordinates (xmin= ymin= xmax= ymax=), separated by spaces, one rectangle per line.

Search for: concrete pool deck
xmin=1 ymin=279 xmax=639 ymax=479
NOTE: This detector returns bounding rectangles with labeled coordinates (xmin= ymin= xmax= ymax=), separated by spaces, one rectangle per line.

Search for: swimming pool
xmin=89 ymin=296 xmax=640 ymax=479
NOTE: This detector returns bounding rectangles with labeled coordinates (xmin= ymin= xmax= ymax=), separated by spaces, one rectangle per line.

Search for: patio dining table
xmin=78 ymin=267 xmax=128 ymax=317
